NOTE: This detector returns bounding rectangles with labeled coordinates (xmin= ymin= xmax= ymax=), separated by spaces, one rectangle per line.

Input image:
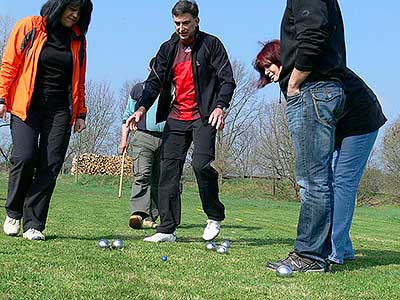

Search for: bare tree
xmin=65 ymin=80 xmax=118 ymax=170
xmin=257 ymin=101 xmax=298 ymax=196
xmin=380 ymin=117 xmax=400 ymax=194
xmin=0 ymin=15 xmax=15 ymax=64
xmin=118 ymin=79 xmax=140 ymax=119
xmin=0 ymin=15 xmax=15 ymax=170
xmin=215 ymin=59 xmax=260 ymax=177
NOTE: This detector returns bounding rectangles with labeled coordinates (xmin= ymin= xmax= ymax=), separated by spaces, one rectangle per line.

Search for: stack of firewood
xmin=71 ymin=153 xmax=133 ymax=176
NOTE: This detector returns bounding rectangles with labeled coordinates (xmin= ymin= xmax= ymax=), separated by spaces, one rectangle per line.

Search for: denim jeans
xmin=286 ymin=81 xmax=345 ymax=263
xmin=329 ymin=130 xmax=378 ymax=264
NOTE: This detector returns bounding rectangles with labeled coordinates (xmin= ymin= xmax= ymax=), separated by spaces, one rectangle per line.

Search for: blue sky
xmin=1 ymin=0 xmax=399 ymax=125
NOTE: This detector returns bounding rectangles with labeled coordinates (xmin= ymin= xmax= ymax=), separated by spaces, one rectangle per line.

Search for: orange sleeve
xmin=0 ymin=17 xmax=31 ymax=105
xmin=78 ymin=39 xmax=87 ymax=117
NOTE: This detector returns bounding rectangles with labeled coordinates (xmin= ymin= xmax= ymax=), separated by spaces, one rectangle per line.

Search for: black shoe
xmin=266 ymin=252 xmax=330 ymax=273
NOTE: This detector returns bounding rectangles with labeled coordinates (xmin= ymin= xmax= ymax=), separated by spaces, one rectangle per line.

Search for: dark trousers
xmin=156 ymin=118 xmax=225 ymax=234
xmin=5 ymin=108 xmax=71 ymax=232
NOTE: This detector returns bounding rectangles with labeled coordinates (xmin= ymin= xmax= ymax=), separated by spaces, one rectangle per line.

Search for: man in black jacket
xmin=126 ymin=0 xmax=236 ymax=243
xmin=267 ymin=0 xmax=347 ymax=272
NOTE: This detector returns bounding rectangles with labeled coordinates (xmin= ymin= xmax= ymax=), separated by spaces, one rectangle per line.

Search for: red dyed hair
xmin=254 ymin=39 xmax=281 ymax=88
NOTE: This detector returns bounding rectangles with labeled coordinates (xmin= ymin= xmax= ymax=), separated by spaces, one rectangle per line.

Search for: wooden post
xmin=118 ymin=149 xmax=127 ymax=198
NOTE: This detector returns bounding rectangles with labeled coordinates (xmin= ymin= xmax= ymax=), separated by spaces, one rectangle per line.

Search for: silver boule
xmin=276 ymin=265 xmax=293 ymax=277
xmin=216 ymin=245 xmax=229 ymax=254
xmin=97 ymin=239 xmax=110 ymax=249
xmin=221 ymin=240 xmax=231 ymax=248
xmin=112 ymin=239 xmax=124 ymax=249
xmin=205 ymin=241 xmax=216 ymax=251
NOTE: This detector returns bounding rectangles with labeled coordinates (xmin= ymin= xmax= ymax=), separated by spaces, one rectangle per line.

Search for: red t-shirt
xmin=168 ymin=42 xmax=200 ymax=120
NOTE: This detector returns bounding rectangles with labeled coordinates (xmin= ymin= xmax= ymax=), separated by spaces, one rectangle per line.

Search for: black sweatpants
xmin=156 ymin=118 xmax=225 ymax=234
xmin=5 ymin=108 xmax=71 ymax=232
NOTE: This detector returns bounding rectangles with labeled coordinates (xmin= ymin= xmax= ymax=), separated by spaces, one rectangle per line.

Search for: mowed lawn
xmin=0 ymin=175 xmax=399 ymax=300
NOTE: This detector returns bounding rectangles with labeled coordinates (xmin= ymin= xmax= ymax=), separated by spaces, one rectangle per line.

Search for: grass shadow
xmin=179 ymin=223 xmax=263 ymax=231
xmin=331 ymin=249 xmax=400 ymax=272
xmin=45 ymin=232 xmax=150 ymax=242
xmin=177 ymin=236 xmax=294 ymax=246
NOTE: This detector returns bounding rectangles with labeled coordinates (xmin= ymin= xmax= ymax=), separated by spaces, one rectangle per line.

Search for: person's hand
xmin=0 ymin=104 xmax=7 ymax=122
xmin=74 ymin=118 xmax=86 ymax=133
xmin=287 ymin=85 xmax=300 ymax=97
xmin=208 ymin=107 xmax=225 ymax=130
xmin=119 ymin=140 xmax=128 ymax=155
xmin=126 ymin=107 xmax=146 ymax=131
xmin=287 ymin=68 xmax=310 ymax=97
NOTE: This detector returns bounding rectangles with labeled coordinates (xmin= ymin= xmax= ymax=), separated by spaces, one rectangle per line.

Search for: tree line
xmin=1 ymin=14 xmax=399 ymax=198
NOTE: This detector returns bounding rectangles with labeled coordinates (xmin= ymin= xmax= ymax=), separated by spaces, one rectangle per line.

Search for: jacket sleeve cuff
xmin=78 ymin=113 xmax=86 ymax=121
xmin=0 ymin=98 xmax=5 ymax=105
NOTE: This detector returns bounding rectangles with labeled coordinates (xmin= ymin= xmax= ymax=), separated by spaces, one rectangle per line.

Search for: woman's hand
xmin=0 ymin=104 xmax=7 ymax=122
xmin=74 ymin=118 xmax=86 ymax=133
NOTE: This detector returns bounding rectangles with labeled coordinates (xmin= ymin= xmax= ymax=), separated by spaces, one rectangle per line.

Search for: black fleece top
xmin=335 ymin=69 xmax=387 ymax=145
xmin=279 ymin=0 xmax=346 ymax=94
xmin=31 ymin=22 xmax=72 ymax=108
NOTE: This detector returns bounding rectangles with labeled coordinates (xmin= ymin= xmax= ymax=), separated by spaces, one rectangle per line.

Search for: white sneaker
xmin=23 ymin=228 xmax=45 ymax=241
xmin=3 ymin=216 xmax=21 ymax=236
xmin=143 ymin=231 xmax=176 ymax=243
xmin=202 ymin=219 xmax=221 ymax=241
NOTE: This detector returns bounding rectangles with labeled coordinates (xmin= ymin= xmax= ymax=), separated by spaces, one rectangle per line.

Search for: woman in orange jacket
xmin=0 ymin=0 xmax=93 ymax=241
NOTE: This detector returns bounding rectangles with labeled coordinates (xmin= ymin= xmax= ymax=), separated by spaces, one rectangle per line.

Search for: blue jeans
xmin=329 ymin=130 xmax=378 ymax=264
xmin=286 ymin=81 xmax=345 ymax=264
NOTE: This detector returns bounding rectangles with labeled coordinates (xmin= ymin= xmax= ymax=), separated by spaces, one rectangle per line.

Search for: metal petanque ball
xmin=221 ymin=240 xmax=231 ymax=249
xmin=216 ymin=245 xmax=229 ymax=254
xmin=205 ymin=241 xmax=217 ymax=251
xmin=112 ymin=239 xmax=124 ymax=250
xmin=161 ymin=255 xmax=168 ymax=262
xmin=97 ymin=239 xmax=110 ymax=249
xmin=276 ymin=265 xmax=293 ymax=277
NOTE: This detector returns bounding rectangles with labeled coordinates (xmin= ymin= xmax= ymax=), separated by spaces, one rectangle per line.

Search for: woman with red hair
xmin=254 ymin=40 xmax=386 ymax=265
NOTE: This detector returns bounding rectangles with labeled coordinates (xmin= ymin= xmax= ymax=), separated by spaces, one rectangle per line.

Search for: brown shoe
xmin=129 ymin=215 xmax=143 ymax=229
xmin=142 ymin=219 xmax=158 ymax=229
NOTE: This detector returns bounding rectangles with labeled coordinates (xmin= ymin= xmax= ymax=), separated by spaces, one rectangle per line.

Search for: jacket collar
xmin=169 ymin=27 xmax=202 ymax=46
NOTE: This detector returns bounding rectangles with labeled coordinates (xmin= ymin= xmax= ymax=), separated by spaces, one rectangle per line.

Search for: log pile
xmin=71 ymin=153 xmax=133 ymax=176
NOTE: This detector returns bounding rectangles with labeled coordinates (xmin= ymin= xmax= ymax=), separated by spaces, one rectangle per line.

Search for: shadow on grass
xmin=332 ymin=249 xmax=400 ymax=272
xmin=179 ymin=223 xmax=263 ymax=231
xmin=45 ymin=232 xmax=150 ymax=242
xmin=44 ymin=233 xmax=294 ymax=247
xmin=178 ymin=236 xmax=294 ymax=246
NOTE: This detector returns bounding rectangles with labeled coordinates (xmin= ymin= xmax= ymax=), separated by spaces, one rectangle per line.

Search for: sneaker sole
xmin=4 ymin=230 xmax=19 ymax=236
xmin=202 ymin=231 xmax=220 ymax=241
xmin=22 ymin=235 xmax=45 ymax=241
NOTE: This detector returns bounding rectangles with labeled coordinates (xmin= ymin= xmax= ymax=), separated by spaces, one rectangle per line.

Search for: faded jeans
xmin=286 ymin=81 xmax=346 ymax=264
xmin=329 ymin=130 xmax=378 ymax=264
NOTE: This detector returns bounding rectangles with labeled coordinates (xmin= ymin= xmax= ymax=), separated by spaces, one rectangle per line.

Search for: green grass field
xmin=0 ymin=175 xmax=399 ymax=300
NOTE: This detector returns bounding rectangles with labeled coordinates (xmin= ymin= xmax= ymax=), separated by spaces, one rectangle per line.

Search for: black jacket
xmin=335 ymin=69 xmax=387 ymax=145
xmin=138 ymin=30 xmax=236 ymax=123
xmin=279 ymin=0 xmax=346 ymax=93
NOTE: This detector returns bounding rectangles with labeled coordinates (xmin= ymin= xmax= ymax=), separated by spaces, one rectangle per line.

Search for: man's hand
xmin=208 ymin=107 xmax=225 ymax=130
xmin=119 ymin=124 xmax=130 ymax=155
xmin=119 ymin=140 xmax=128 ymax=155
xmin=0 ymin=104 xmax=7 ymax=122
xmin=126 ymin=106 xmax=146 ymax=131
xmin=74 ymin=118 xmax=86 ymax=133
xmin=287 ymin=68 xmax=311 ymax=97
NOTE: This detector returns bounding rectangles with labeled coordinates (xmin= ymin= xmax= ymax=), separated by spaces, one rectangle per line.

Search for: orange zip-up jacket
xmin=0 ymin=16 xmax=87 ymax=125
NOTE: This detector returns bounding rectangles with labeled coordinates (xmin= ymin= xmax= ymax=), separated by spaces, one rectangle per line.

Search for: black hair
xmin=171 ymin=1 xmax=199 ymax=18
xmin=40 ymin=0 xmax=93 ymax=35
